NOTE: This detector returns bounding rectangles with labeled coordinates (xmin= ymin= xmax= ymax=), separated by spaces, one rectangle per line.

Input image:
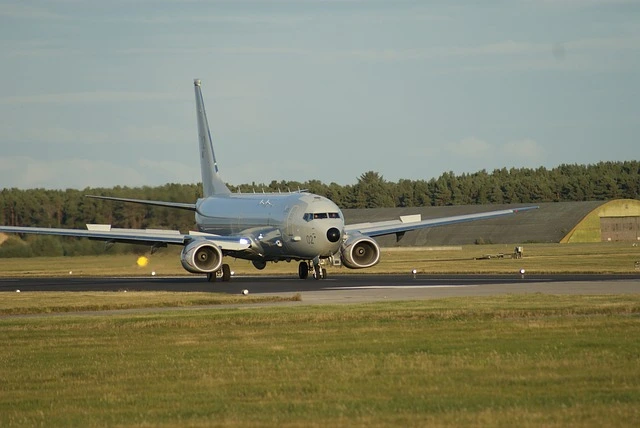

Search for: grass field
xmin=1 ymin=294 xmax=639 ymax=427
xmin=0 ymin=292 xmax=301 ymax=316
xmin=1 ymin=243 xmax=639 ymax=426
xmin=0 ymin=242 xmax=639 ymax=277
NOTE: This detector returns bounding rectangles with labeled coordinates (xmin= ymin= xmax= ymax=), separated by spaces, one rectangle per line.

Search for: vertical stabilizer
xmin=194 ymin=79 xmax=231 ymax=197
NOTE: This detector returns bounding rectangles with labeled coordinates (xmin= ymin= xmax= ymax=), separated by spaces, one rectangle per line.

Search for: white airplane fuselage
xmin=195 ymin=192 xmax=344 ymax=261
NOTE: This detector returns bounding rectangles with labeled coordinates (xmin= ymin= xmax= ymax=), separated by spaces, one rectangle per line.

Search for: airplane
xmin=0 ymin=79 xmax=538 ymax=282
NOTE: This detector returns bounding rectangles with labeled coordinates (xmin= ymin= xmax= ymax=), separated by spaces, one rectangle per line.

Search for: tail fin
xmin=194 ymin=79 xmax=231 ymax=197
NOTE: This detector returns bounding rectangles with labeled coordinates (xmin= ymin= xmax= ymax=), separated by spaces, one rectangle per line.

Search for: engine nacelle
xmin=340 ymin=233 xmax=380 ymax=269
xmin=180 ymin=241 xmax=223 ymax=274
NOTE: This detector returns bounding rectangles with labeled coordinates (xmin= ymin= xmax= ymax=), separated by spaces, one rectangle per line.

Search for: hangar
xmin=343 ymin=199 xmax=640 ymax=246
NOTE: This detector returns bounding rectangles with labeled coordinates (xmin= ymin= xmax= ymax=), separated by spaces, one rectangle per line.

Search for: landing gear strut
xmin=298 ymin=259 xmax=327 ymax=280
xmin=313 ymin=264 xmax=327 ymax=280
xmin=207 ymin=263 xmax=231 ymax=282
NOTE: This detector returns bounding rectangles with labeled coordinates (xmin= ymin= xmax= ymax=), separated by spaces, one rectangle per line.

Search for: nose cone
xmin=326 ymin=227 xmax=341 ymax=243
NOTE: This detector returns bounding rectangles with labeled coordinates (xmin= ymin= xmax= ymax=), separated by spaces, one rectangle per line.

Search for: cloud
xmin=0 ymin=123 xmax=191 ymax=146
xmin=323 ymin=40 xmax=547 ymax=63
xmin=0 ymin=91 xmax=180 ymax=105
xmin=0 ymin=3 xmax=66 ymax=20
xmin=138 ymin=159 xmax=199 ymax=184
xmin=121 ymin=126 xmax=189 ymax=145
xmin=448 ymin=137 xmax=493 ymax=157
xmin=567 ymin=35 xmax=640 ymax=52
xmin=326 ymin=34 xmax=640 ymax=68
xmin=117 ymin=13 xmax=314 ymax=26
xmin=503 ymin=139 xmax=545 ymax=162
xmin=0 ymin=39 xmax=76 ymax=58
xmin=19 ymin=127 xmax=111 ymax=145
xmin=526 ymin=0 xmax=637 ymax=6
xmin=109 ymin=3 xmax=445 ymax=27
xmin=463 ymin=40 xmax=546 ymax=56
xmin=0 ymin=156 xmax=197 ymax=190
xmin=445 ymin=137 xmax=546 ymax=170
xmin=0 ymin=157 xmax=142 ymax=189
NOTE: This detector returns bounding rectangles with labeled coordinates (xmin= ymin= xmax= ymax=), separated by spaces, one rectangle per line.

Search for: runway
xmin=2 ymin=274 xmax=639 ymax=305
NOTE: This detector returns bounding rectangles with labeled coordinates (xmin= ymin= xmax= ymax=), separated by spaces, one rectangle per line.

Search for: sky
xmin=0 ymin=0 xmax=638 ymax=190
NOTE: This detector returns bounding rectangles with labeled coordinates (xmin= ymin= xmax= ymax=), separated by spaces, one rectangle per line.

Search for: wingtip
xmin=513 ymin=205 xmax=540 ymax=213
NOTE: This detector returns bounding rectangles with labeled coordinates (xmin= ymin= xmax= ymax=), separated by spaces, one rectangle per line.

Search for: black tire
xmin=298 ymin=262 xmax=309 ymax=279
xmin=221 ymin=264 xmax=231 ymax=282
xmin=322 ymin=268 xmax=327 ymax=279
xmin=207 ymin=272 xmax=217 ymax=283
xmin=313 ymin=265 xmax=321 ymax=280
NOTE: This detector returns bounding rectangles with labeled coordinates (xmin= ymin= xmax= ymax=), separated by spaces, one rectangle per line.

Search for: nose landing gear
xmin=298 ymin=258 xmax=327 ymax=280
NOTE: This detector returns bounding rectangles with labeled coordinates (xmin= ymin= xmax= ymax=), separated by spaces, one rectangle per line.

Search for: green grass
xmin=1 ymin=294 xmax=639 ymax=426
xmin=0 ymin=291 xmax=301 ymax=316
xmin=0 ymin=242 xmax=639 ymax=277
xmin=378 ymin=242 xmax=640 ymax=274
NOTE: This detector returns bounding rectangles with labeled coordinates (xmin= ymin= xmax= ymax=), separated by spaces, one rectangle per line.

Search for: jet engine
xmin=341 ymin=233 xmax=380 ymax=269
xmin=180 ymin=241 xmax=223 ymax=273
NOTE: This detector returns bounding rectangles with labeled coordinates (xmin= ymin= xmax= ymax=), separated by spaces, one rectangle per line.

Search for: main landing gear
xmin=207 ymin=261 xmax=328 ymax=282
xmin=298 ymin=260 xmax=327 ymax=280
xmin=207 ymin=263 xmax=231 ymax=282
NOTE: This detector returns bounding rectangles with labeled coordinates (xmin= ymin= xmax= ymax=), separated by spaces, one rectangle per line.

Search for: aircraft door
xmin=285 ymin=205 xmax=300 ymax=238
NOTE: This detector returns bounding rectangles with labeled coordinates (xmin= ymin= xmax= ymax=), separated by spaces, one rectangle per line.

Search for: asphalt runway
xmin=2 ymin=274 xmax=639 ymax=305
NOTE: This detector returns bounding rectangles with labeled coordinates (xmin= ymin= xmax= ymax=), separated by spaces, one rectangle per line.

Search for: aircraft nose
xmin=326 ymin=227 xmax=341 ymax=243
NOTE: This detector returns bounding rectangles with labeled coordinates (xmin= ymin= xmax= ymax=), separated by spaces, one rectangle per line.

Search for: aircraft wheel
xmin=313 ymin=265 xmax=322 ymax=280
xmin=322 ymin=268 xmax=327 ymax=279
xmin=298 ymin=262 xmax=309 ymax=279
xmin=221 ymin=264 xmax=231 ymax=282
xmin=207 ymin=272 xmax=217 ymax=283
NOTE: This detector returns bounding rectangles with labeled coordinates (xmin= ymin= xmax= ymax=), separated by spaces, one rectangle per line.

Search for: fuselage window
xmin=328 ymin=212 xmax=340 ymax=219
xmin=313 ymin=213 xmax=328 ymax=219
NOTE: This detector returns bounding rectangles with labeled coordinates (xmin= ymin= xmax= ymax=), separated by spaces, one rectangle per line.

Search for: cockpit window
xmin=303 ymin=212 xmax=341 ymax=221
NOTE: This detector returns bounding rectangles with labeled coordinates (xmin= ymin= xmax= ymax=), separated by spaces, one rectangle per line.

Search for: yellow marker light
xmin=137 ymin=256 xmax=149 ymax=267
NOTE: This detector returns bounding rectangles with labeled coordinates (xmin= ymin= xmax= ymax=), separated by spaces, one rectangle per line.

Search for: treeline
xmin=239 ymin=161 xmax=639 ymax=208
xmin=0 ymin=161 xmax=638 ymax=257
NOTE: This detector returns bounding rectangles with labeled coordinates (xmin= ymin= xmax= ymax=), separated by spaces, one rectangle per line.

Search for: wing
xmin=85 ymin=195 xmax=196 ymax=211
xmin=345 ymin=206 xmax=539 ymax=238
xmin=0 ymin=225 xmax=251 ymax=251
